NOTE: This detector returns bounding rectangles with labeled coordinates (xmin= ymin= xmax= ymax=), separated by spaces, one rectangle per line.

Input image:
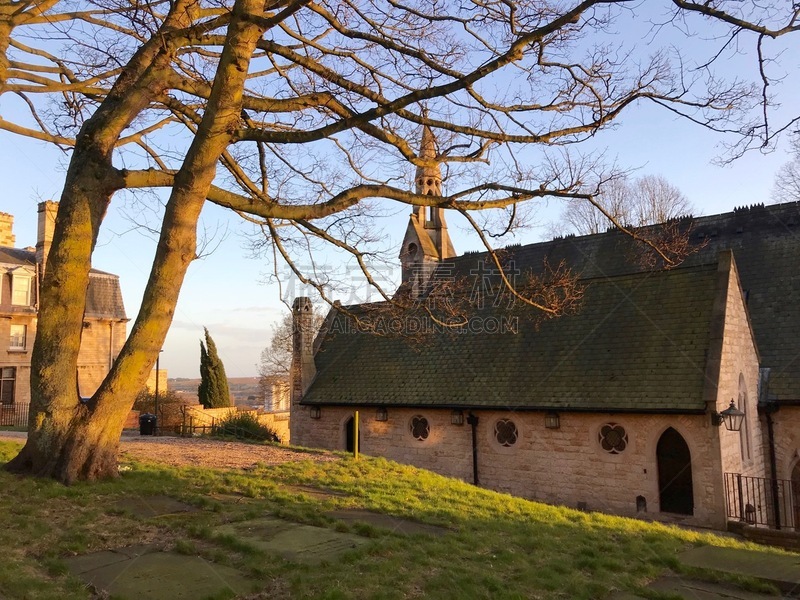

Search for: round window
xmin=599 ymin=423 xmax=628 ymax=454
xmin=494 ymin=419 xmax=518 ymax=447
xmin=410 ymin=415 xmax=430 ymax=441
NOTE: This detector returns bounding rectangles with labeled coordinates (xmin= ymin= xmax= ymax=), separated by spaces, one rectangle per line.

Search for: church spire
xmin=415 ymin=125 xmax=441 ymax=197
xmin=398 ymin=125 xmax=456 ymax=298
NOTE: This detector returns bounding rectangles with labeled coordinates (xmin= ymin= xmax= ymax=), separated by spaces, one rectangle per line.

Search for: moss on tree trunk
xmin=5 ymin=0 xmax=266 ymax=483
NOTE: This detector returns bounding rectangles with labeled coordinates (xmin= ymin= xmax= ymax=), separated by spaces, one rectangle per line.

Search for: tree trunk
xmin=6 ymin=0 xmax=267 ymax=483
xmin=5 ymin=0 xmax=204 ymax=483
xmin=6 ymin=397 xmax=129 ymax=483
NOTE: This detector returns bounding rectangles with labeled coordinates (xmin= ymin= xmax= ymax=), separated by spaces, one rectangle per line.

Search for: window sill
xmin=2 ymin=306 xmax=36 ymax=315
xmin=7 ymin=348 xmax=28 ymax=353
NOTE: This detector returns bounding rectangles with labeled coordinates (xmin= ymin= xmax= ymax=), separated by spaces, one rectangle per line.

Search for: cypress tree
xmin=198 ymin=327 xmax=232 ymax=409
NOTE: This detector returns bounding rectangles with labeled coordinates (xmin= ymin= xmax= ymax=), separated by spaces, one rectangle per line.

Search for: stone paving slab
xmin=285 ymin=484 xmax=350 ymax=500
xmin=681 ymin=546 xmax=800 ymax=596
xmin=214 ymin=517 xmax=367 ymax=564
xmin=609 ymin=576 xmax=790 ymax=599
xmin=647 ymin=577 xmax=788 ymax=599
xmin=326 ymin=509 xmax=450 ymax=537
xmin=110 ymin=495 xmax=198 ymax=518
xmin=65 ymin=545 xmax=253 ymax=600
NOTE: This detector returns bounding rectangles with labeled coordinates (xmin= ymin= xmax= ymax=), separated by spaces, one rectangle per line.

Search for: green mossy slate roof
xmin=305 ymin=263 xmax=720 ymax=412
xmin=691 ymin=212 xmax=800 ymax=402
xmin=445 ymin=202 xmax=800 ymax=402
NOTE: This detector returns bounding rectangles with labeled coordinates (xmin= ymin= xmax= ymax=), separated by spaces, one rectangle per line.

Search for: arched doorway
xmin=657 ymin=428 xmax=694 ymax=515
xmin=344 ymin=417 xmax=360 ymax=453
xmin=792 ymin=460 xmax=800 ymax=530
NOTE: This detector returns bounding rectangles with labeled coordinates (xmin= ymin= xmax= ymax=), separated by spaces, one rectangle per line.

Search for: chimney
xmin=0 ymin=212 xmax=14 ymax=247
xmin=36 ymin=201 xmax=58 ymax=271
xmin=289 ymin=297 xmax=317 ymax=443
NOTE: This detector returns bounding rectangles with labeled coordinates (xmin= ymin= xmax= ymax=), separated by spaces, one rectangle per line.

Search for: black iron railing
xmin=0 ymin=403 xmax=29 ymax=428
xmin=724 ymin=472 xmax=796 ymax=530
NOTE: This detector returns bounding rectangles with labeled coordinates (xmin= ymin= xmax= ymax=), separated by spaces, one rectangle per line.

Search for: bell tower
xmin=399 ymin=126 xmax=456 ymax=298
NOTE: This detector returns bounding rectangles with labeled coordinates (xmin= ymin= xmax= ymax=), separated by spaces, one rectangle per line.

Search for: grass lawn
xmin=0 ymin=439 xmax=786 ymax=599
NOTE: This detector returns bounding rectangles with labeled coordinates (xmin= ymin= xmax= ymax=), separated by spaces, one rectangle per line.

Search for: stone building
xmin=145 ymin=367 xmax=168 ymax=396
xmin=263 ymin=376 xmax=290 ymax=413
xmin=0 ymin=202 xmax=127 ymax=406
xmin=289 ymin=130 xmax=800 ymax=532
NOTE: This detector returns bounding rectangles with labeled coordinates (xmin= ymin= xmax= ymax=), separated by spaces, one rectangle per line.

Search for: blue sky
xmin=1 ymin=3 xmax=798 ymax=378
xmin=2 ymin=113 xmax=793 ymax=378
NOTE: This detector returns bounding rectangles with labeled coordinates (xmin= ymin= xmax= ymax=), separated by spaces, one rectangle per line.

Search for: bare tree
xmin=562 ymin=175 xmax=693 ymax=235
xmin=258 ymin=310 xmax=324 ymax=381
xmin=561 ymin=177 xmax=633 ymax=235
xmin=631 ymin=175 xmax=693 ymax=224
xmin=772 ymin=135 xmax=800 ymax=203
xmin=0 ymin=0 xmax=794 ymax=482
xmin=666 ymin=1 xmax=800 ymax=158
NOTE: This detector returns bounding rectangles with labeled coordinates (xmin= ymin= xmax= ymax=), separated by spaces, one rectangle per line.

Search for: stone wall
xmin=295 ymin=405 xmax=730 ymax=529
xmin=1 ymin=312 xmax=35 ymax=405
xmin=727 ymin=520 xmax=800 ymax=551
xmin=145 ymin=368 xmax=169 ymax=395
xmin=0 ymin=212 xmax=14 ymax=247
xmin=772 ymin=405 xmax=800 ymax=532
xmin=691 ymin=252 xmax=765 ymax=525
xmin=183 ymin=405 xmax=290 ymax=443
xmin=713 ymin=256 xmax=765 ymax=478
xmin=258 ymin=411 xmax=290 ymax=444
xmin=124 ymin=410 xmax=141 ymax=430
xmin=184 ymin=405 xmax=238 ymax=424
xmin=291 ymin=255 xmax=768 ymax=530
xmin=0 ymin=314 xmax=126 ymax=405
xmin=268 ymin=380 xmax=290 ymax=412
xmin=773 ymin=406 xmax=800 ymax=482
xmin=76 ymin=318 xmax=127 ymax=398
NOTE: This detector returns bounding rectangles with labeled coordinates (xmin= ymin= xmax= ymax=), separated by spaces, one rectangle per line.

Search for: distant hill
xmin=168 ymin=377 xmax=261 ymax=407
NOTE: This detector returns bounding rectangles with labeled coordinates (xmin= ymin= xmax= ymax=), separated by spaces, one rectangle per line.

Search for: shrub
xmin=214 ymin=412 xmax=279 ymax=442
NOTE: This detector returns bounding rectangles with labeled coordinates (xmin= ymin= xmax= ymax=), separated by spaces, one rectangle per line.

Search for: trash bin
xmin=139 ymin=413 xmax=157 ymax=436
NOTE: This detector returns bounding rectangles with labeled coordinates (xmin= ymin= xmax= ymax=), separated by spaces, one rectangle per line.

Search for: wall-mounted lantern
xmin=711 ymin=399 xmax=745 ymax=431
xmin=545 ymin=412 xmax=560 ymax=429
xmin=451 ymin=409 xmax=464 ymax=425
xmin=309 ymin=406 xmax=321 ymax=419
xmin=376 ymin=407 xmax=388 ymax=422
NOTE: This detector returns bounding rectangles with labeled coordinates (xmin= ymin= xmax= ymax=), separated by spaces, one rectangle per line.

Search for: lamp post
xmin=153 ymin=350 xmax=163 ymax=436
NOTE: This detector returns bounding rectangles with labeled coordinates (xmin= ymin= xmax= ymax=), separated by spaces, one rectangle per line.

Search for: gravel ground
xmin=0 ymin=431 xmax=339 ymax=470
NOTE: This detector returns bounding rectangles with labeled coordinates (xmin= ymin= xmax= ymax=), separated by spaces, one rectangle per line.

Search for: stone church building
xmin=0 ymin=202 xmax=127 ymax=407
xmin=290 ymin=132 xmax=800 ymax=532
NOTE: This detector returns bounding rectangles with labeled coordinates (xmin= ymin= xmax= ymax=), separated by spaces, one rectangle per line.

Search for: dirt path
xmin=0 ymin=431 xmax=339 ymax=470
